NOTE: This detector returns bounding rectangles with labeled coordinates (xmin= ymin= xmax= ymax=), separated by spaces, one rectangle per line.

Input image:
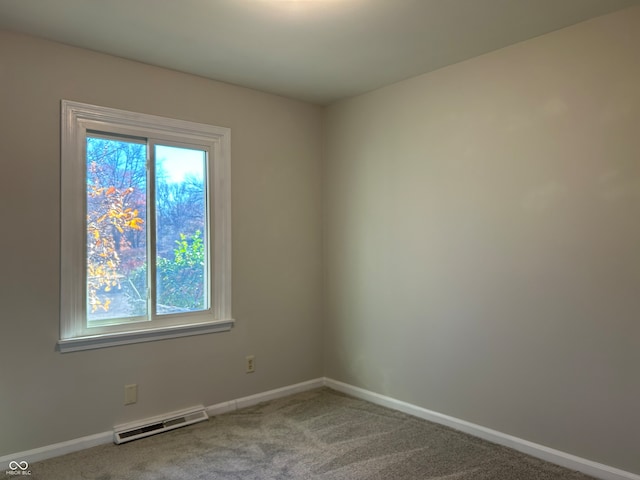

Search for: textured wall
xmin=0 ymin=31 xmax=323 ymax=455
xmin=324 ymin=7 xmax=640 ymax=474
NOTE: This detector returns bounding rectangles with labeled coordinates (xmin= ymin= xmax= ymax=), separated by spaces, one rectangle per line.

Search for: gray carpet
xmin=31 ymin=388 xmax=596 ymax=479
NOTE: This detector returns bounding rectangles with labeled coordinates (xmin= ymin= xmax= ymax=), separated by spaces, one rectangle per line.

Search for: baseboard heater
xmin=113 ymin=406 xmax=208 ymax=444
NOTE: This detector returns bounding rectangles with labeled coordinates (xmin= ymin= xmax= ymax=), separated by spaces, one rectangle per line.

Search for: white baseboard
xmin=324 ymin=378 xmax=640 ymax=480
xmin=0 ymin=377 xmax=325 ymax=470
xmin=5 ymin=377 xmax=635 ymax=480
xmin=206 ymin=377 xmax=325 ymax=416
xmin=0 ymin=431 xmax=112 ymax=471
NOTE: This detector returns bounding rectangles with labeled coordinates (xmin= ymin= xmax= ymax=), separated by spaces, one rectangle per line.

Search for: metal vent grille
xmin=113 ymin=407 xmax=208 ymax=444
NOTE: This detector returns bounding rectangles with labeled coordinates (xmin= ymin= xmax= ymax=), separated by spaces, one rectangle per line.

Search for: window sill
xmin=57 ymin=319 xmax=235 ymax=353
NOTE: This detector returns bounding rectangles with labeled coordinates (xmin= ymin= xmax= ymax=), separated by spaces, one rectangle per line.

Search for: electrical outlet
xmin=246 ymin=355 xmax=255 ymax=373
xmin=124 ymin=384 xmax=138 ymax=405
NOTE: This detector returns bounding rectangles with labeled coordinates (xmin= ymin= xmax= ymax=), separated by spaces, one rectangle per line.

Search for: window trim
xmin=59 ymin=100 xmax=233 ymax=352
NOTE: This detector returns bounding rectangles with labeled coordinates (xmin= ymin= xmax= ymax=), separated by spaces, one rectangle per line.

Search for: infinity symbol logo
xmin=9 ymin=461 xmax=29 ymax=471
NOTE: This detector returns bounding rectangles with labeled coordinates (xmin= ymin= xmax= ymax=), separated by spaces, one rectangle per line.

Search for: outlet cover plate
xmin=124 ymin=384 xmax=138 ymax=405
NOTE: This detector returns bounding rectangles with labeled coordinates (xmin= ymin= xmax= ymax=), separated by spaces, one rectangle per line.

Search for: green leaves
xmin=157 ymin=230 xmax=206 ymax=311
xmin=125 ymin=231 xmax=205 ymax=313
xmin=173 ymin=230 xmax=205 ymax=268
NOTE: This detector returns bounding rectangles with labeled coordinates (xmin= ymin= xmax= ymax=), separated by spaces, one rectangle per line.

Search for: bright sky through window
xmin=156 ymin=145 xmax=206 ymax=184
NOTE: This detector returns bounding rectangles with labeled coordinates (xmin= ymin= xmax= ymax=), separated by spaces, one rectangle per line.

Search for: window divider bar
xmin=148 ymin=140 xmax=157 ymax=321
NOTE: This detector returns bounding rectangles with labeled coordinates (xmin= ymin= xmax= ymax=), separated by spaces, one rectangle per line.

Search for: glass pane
xmin=86 ymin=136 xmax=148 ymax=323
xmin=155 ymin=145 xmax=208 ymax=315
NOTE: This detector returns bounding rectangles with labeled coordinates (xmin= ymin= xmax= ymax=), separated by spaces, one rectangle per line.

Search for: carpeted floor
xmin=31 ymin=388 xmax=596 ymax=479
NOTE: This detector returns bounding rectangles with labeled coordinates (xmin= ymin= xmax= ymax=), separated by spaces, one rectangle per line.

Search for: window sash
xmin=85 ymin=132 xmax=149 ymax=328
xmin=60 ymin=100 xmax=233 ymax=351
xmin=149 ymin=139 xmax=212 ymax=319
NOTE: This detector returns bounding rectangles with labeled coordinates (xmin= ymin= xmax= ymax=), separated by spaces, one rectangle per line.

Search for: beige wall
xmin=2 ymin=5 xmax=640 ymax=475
xmin=0 ymin=31 xmax=323 ymax=455
xmin=324 ymin=6 xmax=640 ymax=475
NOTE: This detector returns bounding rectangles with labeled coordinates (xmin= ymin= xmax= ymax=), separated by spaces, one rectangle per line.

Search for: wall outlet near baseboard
xmin=124 ymin=384 xmax=138 ymax=405
xmin=246 ymin=355 xmax=255 ymax=373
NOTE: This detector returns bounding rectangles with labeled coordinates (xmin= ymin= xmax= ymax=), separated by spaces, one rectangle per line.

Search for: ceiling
xmin=1 ymin=0 xmax=638 ymax=105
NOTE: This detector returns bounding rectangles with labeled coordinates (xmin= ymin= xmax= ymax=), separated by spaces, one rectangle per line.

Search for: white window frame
xmin=59 ymin=100 xmax=233 ymax=353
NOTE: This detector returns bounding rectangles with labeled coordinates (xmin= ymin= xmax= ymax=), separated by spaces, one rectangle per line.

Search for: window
xmin=60 ymin=101 xmax=232 ymax=352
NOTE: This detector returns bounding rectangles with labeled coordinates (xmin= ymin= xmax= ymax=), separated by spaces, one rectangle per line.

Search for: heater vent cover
xmin=113 ymin=406 xmax=208 ymax=444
